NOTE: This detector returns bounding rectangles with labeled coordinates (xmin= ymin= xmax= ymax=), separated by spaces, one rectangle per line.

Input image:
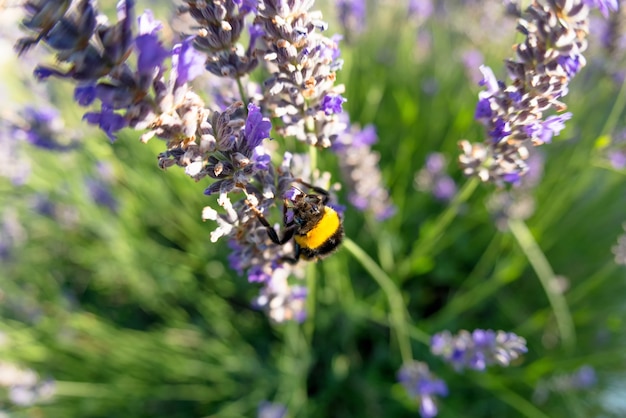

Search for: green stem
xmin=236 ymin=77 xmax=248 ymax=106
xmin=54 ymin=382 xmax=216 ymax=400
xmin=474 ymin=374 xmax=552 ymax=418
xmin=308 ymin=145 xmax=318 ymax=174
xmin=600 ymin=75 xmax=626 ymax=136
xmin=399 ymin=176 xmax=480 ymax=279
xmin=429 ymin=234 xmax=507 ymax=329
xmin=508 ymin=219 xmax=575 ymax=351
xmin=343 ymin=238 xmax=413 ymax=363
xmin=304 ymin=262 xmax=317 ymax=342
xmin=351 ymin=301 xmax=430 ymax=345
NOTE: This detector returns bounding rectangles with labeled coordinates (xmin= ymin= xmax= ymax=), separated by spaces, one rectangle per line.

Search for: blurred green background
xmin=1 ymin=1 xmax=625 ymax=417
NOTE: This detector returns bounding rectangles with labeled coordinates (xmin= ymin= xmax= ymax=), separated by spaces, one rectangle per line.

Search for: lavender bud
xmin=431 ymin=329 xmax=528 ymax=372
xmin=398 ymin=361 xmax=448 ymax=418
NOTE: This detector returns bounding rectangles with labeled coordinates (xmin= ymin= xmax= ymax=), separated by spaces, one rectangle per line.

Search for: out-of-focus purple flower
xmin=608 ymin=150 xmax=626 ymax=169
xmin=462 ymin=50 xmax=484 ymax=84
xmin=11 ymin=106 xmax=76 ymax=151
xmin=173 ymin=37 xmax=206 ymax=89
xmin=257 ymin=401 xmax=287 ymax=418
xmin=558 ymin=54 xmax=585 ymax=78
xmin=431 ymin=329 xmax=528 ymax=372
xmin=85 ymin=177 xmax=117 ymax=212
xmin=320 ymin=94 xmax=347 ymax=115
xmin=253 ymin=265 xmax=308 ymax=323
xmin=252 ymin=146 xmax=271 ymax=171
xmin=432 ymin=177 xmax=457 ymax=201
xmin=83 ymin=107 xmax=128 ymax=141
xmin=243 ymin=103 xmax=272 ymax=151
xmin=135 ymin=10 xmax=169 ymax=77
xmin=333 ymin=121 xmax=396 ymax=220
xmin=74 ymin=84 xmax=97 ymax=106
xmin=525 ymin=113 xmax=572 ymax=145
xmin=351 ymin=124 xmax=377 ymax=147
xmin=336 ymin=0 xmax=367 ymax=37
xmin=570 ymin=365 xmax=597 ymax=389
xmin=478 ymin=65 xmax=500 ymax=98
xmin=238 ymin=0 xmax=258 ymax=14
xmin=489 ymin=118 xmax=512 ymax=143
xmin=398 ymin=361 xmax=448 ymax=418
xmin=0 ymin=362 xmax=55 ymax=406
xmin=415 ymin=153 xmax=457 ymax=202
xmin=533 ymin=364 xmax=597 ymax=404
xmin=425 ymin=153 xmax=445 ymax=173
xmin=584 ymin=0 xmax=619 ymax=17
xmin=408 ymin=0 xmax=433 ymax=21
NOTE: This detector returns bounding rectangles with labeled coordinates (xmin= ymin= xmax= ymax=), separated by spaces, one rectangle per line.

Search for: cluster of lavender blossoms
xmin=533 ymin=364 xmax=597 ymax=404
xmin=414 ymin=153 xmax=457 ymax=202
xmin=16 ymin=0 xmax=394 ymax=322
xmin=459 ymin=0 xmax=618 ymax=184
xmin=431 ymin=329 xmax=528 ymax=372
xmin=397 ymin=361 xmax=448 ymax=418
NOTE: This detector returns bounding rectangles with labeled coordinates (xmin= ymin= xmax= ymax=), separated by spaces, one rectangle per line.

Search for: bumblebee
xmin=247 ymin=180 xmax=344 ymax=264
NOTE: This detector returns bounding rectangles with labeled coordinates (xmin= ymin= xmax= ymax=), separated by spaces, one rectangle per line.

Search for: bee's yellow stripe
xmin=295 ymin=207 xmax=340 ymax=250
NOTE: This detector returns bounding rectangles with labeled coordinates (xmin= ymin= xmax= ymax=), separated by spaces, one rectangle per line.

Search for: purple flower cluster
xmin=414 ymin=153 xmax=457 ymax=202
xmin=0 ymin=361 xmax=56 ymax=407
xmin=10 ymin=107 xmax=77 ymax=151
xmin=17 ymin=0 xmax=211 ymax=142
xmin=336 ymin=0 xmax=367 ymax=39
xmin=431 ymin=329 xmax=528 ymax=372
xmin=180 ymin=0 xmax=259 ymax=78
xmin=397 ymin=361 xmax=448 ymax=418
xmin=255 ymin=0 xmax=346 ymax=148
xmin=333 ymin=121 xmax=396 ymax=220
xmin=14 ymin=0 xmax=398 ymax=322
xmin=533 ymin=364 xmax=597 ymax=404
xmin=257 ymin=401 xmax=287 ymax=418
xmin=458 ymin=0 xmax=617 ymax=185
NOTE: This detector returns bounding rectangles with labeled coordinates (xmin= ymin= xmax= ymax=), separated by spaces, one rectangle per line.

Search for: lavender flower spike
xmin=257 ymin=401 xmax=287 ymax=418
xmin=431 ymin=329 xmax=528 ymax=372
xmin=398 ymin=361 xmax=448 ymax=418
xmin=255 ymin=0 xmax=346 ymax=148
xmin=180 ymin=0 xmax=259 ymax=77
xmin=458 ymin=0 xmax=608 ymax=184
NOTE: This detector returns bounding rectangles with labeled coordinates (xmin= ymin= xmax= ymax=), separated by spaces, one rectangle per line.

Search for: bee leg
xmin=246 ymin=200 xmax=296 ymax=245
xmin=278 ymin=243 xmax=300 ymax=265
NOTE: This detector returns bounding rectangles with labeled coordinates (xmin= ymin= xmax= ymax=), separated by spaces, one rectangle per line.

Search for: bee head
xmin=290 ymin=193 xmax=325 ymax=229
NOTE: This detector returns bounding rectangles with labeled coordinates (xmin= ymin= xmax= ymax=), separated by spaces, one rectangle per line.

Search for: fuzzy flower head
xmin=181 ymin=0 xmax=259 ymax=77
xmin=458 ymin=1 xmax=591 ymax=184
xmin=256 ymin=0 xmax=346 ymax=148
xmin=398 ymin=361 xmax=448 ymax=418
xmin=415 ymin=153 xmax=458 ymax=202
xmin=431 ymin=329 xmax=528 ymax=372
xmin=336 ymin=0 xmax=367 ymax=38
xmin=533 ymin=364 xmax=597 ymax=404
xmin=333 ymin=121 xmax=396 ymax=219
xmin=10 ymin=106 xmax=76 ymax=150
xmin=135 ymin=10 xmax=169 ymax=79
xmin=584 ymin=0 xmax=619 ymax=17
